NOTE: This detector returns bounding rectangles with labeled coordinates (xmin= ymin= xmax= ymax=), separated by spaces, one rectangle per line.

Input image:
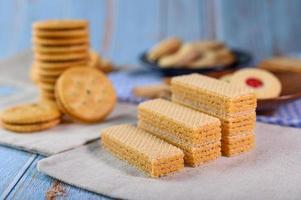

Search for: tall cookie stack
xmin=31 ymin=20 xmax=90 ymax=101
xmin=138 ymin=99 xmax=221 ymax=167
xmin=171 ymin=74 xmax=257 ymax=157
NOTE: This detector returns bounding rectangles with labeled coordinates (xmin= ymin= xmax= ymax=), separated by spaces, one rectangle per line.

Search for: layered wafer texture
xmin=101 ymin=124 xmax=184 ymax=177
xmin=138 ymin=99 xmax=221 ymax=166
xmin=171 ymin=74 xmax=257 ymax=157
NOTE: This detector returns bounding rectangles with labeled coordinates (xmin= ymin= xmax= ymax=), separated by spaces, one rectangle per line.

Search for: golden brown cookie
xmin=158 ymin=44 xmax=200 ymax=68
xmin=35 ymin=51 xmax=89 ymax=61
xmin=33 ymin=20 xmax=88 ymax=30
xmin=191 ymin=40 xmax=225 ymax=53
xmin=33 ymin=29 xmax=88 ymax=38
xmin=148 ymin=37 xmax=182 ymax=61
xmin=258 ymin=57 xmax=301 ymax=73
xmin=1 ymin=119 xmax=60 ymax=133
xmin=88 ymin=50 xmax=101 ymax=68
xmin=1 ymin=101 xmax=61 ymax=124
xmin=99 ymin=58 xmax=114 ymax=73
xmin=33 ymin=44 xmax=89 ymax=54
xmin=230 ymin=68 xmax=282 ymax=99
xmin=33 ymin=37 xmax=89 ymax=46
xmin=55 ymin=67 xmax=116 ymax=123
xmin=35 ymin=59 xmax=88 ymax=70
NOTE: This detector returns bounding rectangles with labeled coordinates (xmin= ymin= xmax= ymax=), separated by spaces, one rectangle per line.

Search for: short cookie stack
xmin=138 ymin=99 xmax=221 ymax=167
xmin=0 ymin=101 xmax=61 ymax=133
xmin=171 ymin=74 xmax=257 ymax=157
xmin=31 ymin=20 xmax=90 ymax=101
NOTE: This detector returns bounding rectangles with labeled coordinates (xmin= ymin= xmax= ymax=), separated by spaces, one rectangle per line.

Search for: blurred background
xmin=1 ymin=0 xmax=301 ymax=65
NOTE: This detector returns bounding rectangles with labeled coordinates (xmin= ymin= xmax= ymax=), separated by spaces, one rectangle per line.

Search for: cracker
xmin=1 ymin=119 xmax=60 ymax=133
xmin=1 ymin=101 xmax=61 ymax=124
xmin=33 ymin=37 xmax=89 ymax=46
xmin=147 ymin=37 xmax=182 ymax=61
xmin=33 ymin=20 xmax=88 ymax=30
xmin=55 ymin=67 xmax=116 ymax=123
xmin=88 ymin=50 xmax=101 ymax=68
xmin=35 ymin=51 xmax=89 ymax=61
xmin=101 ymin=124 xmax=184 ymax=177
xmin=33 ymin=44 xmax=89 ymax=54
xmin=33 ymin=29 xmax=88 ymax=38
xmin=34 ymin=59 xmax=88 ymax=70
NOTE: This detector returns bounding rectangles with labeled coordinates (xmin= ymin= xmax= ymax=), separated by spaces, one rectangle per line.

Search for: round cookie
xmin=88 ymin=50 xmax=101 ymax=68
xmin=55 ymin=67 xmax=116 ymax=123
xmin=1 ymin=101 xmax=61 ymax=124
xmin=1 ymin=119 xmax=60 ymax=133
xmin=33 ymin=37 xmax=89 ymax=46
xmin=33 ymin=44 xmax=89 ymax=54
xmin=35 ymin=51 xmax=89 ymax=62
xmin=33 ymin=29 xmax=88 ymax=38
xmin=33 ymin=20 xmax=88 ymax=30
xmin=35 ymin=59 xmax=88 ymax=70
xmin=148 ymin=37 xmax=182 ymax=61
xmin=230 ymin=68 xmax=282 ymax=99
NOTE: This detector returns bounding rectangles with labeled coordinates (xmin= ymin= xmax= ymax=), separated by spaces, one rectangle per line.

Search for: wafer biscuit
xmin=101 ymin=124 xmax=184 ymax=177
xmin=138 ymin=99 xmax=221 ymax=144
xmin=222 ymin=136 xmax=255 ymax=157
xmin=171 ymin=74 xmax=257 ymax=119
xmin=138 ymin=119 xmax=221 ymax=166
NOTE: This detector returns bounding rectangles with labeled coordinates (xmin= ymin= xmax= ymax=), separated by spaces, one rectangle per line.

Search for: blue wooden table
xmin=1 ymin=0 xmax=301 ymax=199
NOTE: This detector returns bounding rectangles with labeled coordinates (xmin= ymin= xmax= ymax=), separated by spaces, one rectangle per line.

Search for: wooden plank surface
xmin=1 ymin=0 xmax=301 ymax=61
xmin=0 ymin=146 xmax=37 ymax=199
xmin=5 ymin=156 xmax=111 ymax=200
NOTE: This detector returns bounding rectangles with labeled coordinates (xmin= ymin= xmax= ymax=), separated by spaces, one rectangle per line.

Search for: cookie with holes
xmin=230 ymin=68 xmax=282 ymax=99
xmin=55 ymin=67 xmax=116 ymax=123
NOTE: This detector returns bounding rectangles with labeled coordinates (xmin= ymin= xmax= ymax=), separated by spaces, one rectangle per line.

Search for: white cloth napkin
xmin=38 ymin=122 xmax=301 ymax=200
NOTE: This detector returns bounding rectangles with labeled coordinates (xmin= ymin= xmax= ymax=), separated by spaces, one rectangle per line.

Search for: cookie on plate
xmin=230 ymin=68 xmax=282 ymax=99
xmin=148 ymin=37 xmax=182 ymax=61
xmin=55 ymin=67 xmax=116 ymax=123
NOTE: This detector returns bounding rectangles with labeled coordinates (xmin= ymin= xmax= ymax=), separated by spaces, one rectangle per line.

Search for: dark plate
xmin=207 ymin=69 xmax=301 ymax=115
xmin=140 ymin=49 xmax=252 ymax=76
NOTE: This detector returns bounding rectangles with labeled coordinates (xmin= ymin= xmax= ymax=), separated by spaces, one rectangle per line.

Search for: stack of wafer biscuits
xmin=31 ymin=20 xmax=90 ymax=101
xmin=101 ymin=124 xmax=184 ymax=177
xmin=171 ymin=74 xmax=257 ymax=157
xmin=138 ymin=99 xmax=221 ymax=167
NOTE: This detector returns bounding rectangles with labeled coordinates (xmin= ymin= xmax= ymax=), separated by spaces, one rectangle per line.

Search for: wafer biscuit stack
xmin=31 ymin=20 xmax=90 ymax=101
xmin=171 ymin=74 xmax=257 ymax=157
xmin=101 ymin=124 xmax=184 ymax=177
xmin=138 ymin=99 xmax=221 ymax=167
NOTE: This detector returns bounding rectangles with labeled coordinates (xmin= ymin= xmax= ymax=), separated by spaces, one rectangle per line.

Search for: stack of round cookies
xmin=31 ymin=20 xmax=90 ymax=101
